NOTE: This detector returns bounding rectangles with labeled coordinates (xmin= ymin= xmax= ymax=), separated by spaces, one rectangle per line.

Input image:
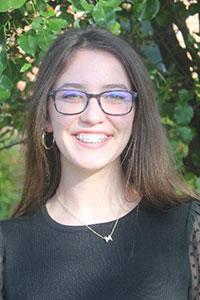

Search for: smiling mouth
xmin=75 ymin=133 xmax=109 ymax=144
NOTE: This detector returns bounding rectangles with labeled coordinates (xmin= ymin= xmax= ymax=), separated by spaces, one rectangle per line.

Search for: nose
xmin=80 ymin=97 xmax=106 ymax=125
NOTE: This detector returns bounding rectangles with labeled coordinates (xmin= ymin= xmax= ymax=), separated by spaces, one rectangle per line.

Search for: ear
xmin=44 ymin=119 xmax=53 ymax=133
xmin=44 ymin=102 xmax=53 ymax=133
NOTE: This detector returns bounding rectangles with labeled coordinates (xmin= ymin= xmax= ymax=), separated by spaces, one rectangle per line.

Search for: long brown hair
xmin=12 ymin=28 xmax=198 ymax=217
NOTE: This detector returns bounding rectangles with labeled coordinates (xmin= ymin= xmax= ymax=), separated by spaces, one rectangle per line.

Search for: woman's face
xmin=47 ymin=49 xmax=135 ymax=172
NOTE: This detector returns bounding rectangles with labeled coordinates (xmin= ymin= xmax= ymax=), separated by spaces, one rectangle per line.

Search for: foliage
xmin=0 ymin=143 xmax=24 ymax=219
xmin=0 ymin=0 xmax=200 ymax=217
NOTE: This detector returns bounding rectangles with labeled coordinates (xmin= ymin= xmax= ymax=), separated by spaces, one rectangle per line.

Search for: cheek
xmin=47 ymin=102 xmax=72 ymax=132
xmin=119 ymin=113 xmax=134 ymax=149
xmin=114 ymin=111 xmax=134 ymax=136
xmin=48 ymin=109 xmax=77 ymax=133
xmin=50 ymin=116 xmax=73 ymax=152
xmin=126 ymin=110 xmax=135 ymax=131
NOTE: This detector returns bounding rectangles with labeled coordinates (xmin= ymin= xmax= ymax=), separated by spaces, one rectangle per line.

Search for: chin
xmin=73 ymin=160 xmax=113 ymax=173
xmin=62 ymin=154 xmax=120 ymax=174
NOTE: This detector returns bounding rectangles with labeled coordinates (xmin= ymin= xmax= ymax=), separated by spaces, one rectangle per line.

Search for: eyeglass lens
xmin=54 ymin=89 xmax=134 ymax=115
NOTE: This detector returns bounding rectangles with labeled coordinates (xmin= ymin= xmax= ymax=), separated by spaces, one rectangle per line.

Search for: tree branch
xmin=0 ymin=139 xmax=26 ymax=151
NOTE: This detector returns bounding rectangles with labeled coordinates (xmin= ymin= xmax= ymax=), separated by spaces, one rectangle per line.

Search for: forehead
xmin=54 ymin=49 xmax=131 ymax=90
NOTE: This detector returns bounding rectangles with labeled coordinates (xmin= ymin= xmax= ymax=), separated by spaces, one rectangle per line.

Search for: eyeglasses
xmin=48 ymin=89 xmax=138 ymax=116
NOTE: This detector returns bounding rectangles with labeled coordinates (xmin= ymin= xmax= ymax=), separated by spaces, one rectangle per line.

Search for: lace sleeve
xmin=0 ymin=223 xmax=3 ymax=300
xmin=188 ymin=201 xmax=200 ymax=299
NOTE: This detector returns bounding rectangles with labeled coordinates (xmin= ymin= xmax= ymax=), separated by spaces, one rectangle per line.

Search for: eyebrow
xmin=102 ymin=84 xmax=129 ymax=90
xmin=57 ymin=83 xmax=130 ymax=90
xmin=58 ymin=83 xmax=84 ymax=89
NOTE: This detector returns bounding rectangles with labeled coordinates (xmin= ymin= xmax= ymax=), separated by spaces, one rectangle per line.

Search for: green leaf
xmin=0 ymin=75 xmax=13 ymax=101
xmin=174 ymin=105 xmax=194 ymax=125
xmin=20 ymin=63 xmax=32 ymax=73
xmin=18 ymin=32 xmax=37 ymax=56
xmin=40 ymin=6 xmax=55 ymax=17
xmin=155 ymin=10 xmax=171 ymax=27
xmin=183 ymin=172 xmax=197 ymax=189
xmin=68 ymin=0 xmax=94 ymax=12
xmin=176 ymin=126 xmax=194 ymax=143
xmin=80 ymin=0 xmax=93 ymax=12
xmin=195 ymin=177 xmax=200 ymax=194
xmin=0 ymin=63 xmax=3 ymax=76
xmin=48 ymin=18 xmax=67 ymax=33
xmin=31 ymin=17 xmax=44 ymax=32
xmin=0 ymin=45 xmax=7 ymax=75
xmin=37 ymin=30 xmax=55 ymax=51
xmin=178 ymin=89 xmax=192 ymax=103
xmin=0 ymin=87 xmax=10 ymax=101
xmin=120 ymin=16 xmax=132 ymax=32
xmin=169 ymin=139 xmax=188 ymax=168
xmin=107 ymin=21 xmax=121 ymax=35
xmin=134 ymin=0 xmax=160 ymax=21
xmin=195 ymin=82 xmax=200 ymax=103
xmin=178 ymin=142 xmax=189 ymax=158
xmin=92 ymin=3 xmax=106 ymax=25
xmin=99 ymin=0 xmax=122 ymax=7
xmin=0 ymin=0 xmax=26 ymax=12
xmin=189 ymin=3 xmax=200 ymax=16
xmin=0 ymin=75 xmax=13 ymax=90
xmin=172 ymin=2 xmax=188 ymax=19
xmin=67 ymin=0 xmax=84 ymax=12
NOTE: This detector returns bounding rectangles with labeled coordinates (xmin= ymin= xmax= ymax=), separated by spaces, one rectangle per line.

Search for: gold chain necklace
xmin=57 ymin=198 xmax=119 ymax=243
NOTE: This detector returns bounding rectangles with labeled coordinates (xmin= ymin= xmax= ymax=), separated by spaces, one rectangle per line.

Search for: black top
xmin=0 ymin=199 xmax=200 ymax=300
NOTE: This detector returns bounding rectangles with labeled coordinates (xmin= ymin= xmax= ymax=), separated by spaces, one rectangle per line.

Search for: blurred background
xmin=0 ymin=0 xmax=200 ymax=219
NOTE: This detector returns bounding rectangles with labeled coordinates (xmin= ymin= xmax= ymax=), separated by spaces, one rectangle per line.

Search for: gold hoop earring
xmin=41 ymin=131 xmax=55 ymax=150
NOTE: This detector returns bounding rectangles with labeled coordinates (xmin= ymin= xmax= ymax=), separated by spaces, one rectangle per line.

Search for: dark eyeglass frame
xmin=48 ymin=89 xmax=138 ymax=116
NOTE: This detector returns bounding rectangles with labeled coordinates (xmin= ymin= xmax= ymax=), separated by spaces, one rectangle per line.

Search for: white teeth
xmin=75 ymin=134 xmax=108 ymax=144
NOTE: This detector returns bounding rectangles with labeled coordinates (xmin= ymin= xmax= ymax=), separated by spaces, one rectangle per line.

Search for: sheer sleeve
xmin=0 ymin=223 xmax=4 ymax=300
xmin=188 ymin=201 xmax=200 ymax=299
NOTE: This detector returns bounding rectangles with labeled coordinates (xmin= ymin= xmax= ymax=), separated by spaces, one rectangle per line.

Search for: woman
xmin=0 ymin=28 xmax=199 ymax=299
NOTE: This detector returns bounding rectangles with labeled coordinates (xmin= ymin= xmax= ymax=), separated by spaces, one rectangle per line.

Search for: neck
xmin=47 ymin=159 xmax=140 ymax=225
xmin=62 ymin=159 xmax=124 ymax=206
